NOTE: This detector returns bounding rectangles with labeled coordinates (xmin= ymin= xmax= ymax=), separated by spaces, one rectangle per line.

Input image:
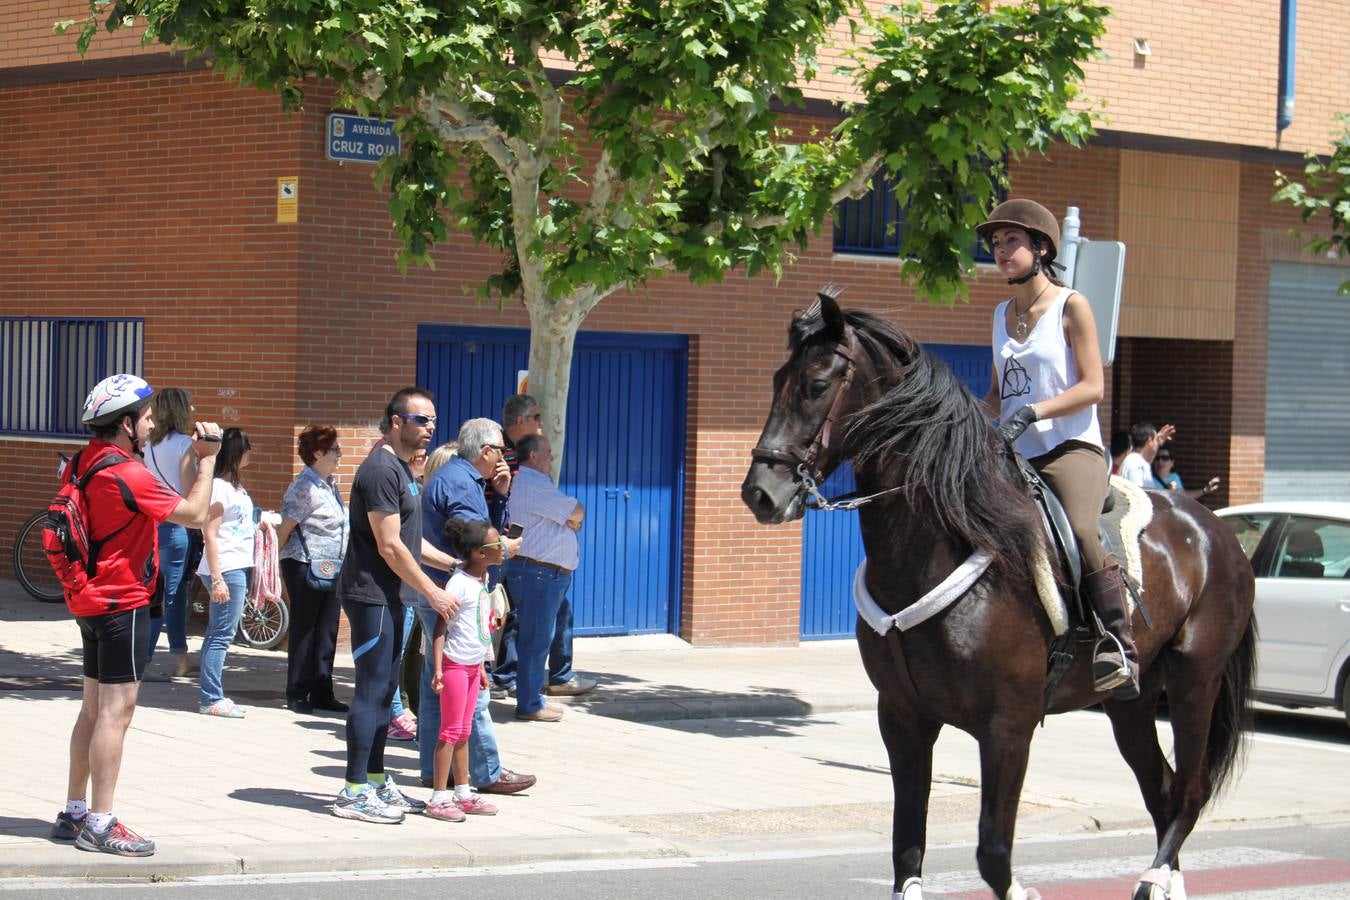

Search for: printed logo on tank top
xmin=1001 ymin=355 xmax=1032 ymax=399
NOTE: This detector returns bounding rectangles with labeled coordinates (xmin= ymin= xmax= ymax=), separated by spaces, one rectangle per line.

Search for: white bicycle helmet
xmin=82 ymin=374 xmax=154 ymax=427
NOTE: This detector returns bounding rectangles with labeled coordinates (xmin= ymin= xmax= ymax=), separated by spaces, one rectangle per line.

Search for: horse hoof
xmin=1024 ymin=890 xmax=1042 ymax=900
xmin=1132 ymin=883 xmax=1167 ymax=900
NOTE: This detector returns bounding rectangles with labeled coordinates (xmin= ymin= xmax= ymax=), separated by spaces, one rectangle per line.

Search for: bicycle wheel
xmin=236 ymin=596 xmax=289 ymax=650
xmin=12 ymin=511 xmax=64 ymax=603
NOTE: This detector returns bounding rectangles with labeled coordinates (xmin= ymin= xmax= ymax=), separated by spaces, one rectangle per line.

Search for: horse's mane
xmin=837 ymin=310 xmax=1041 ymax=583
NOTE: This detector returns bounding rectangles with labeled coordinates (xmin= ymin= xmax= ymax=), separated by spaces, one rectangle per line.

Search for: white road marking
xmin=851 ymin=847 xmax=1309 ymax=894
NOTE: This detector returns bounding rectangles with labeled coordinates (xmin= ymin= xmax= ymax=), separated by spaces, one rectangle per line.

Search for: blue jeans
xmin=147 ymin=523 xmax=197 ymax=661
xmin=198 ymin=568 xmax=248 ymax=706
xmin=492 ymin=593 xmax=575 ymax=689
xmin=503 ymin=560 xmax=572 ymax=715
xmin=415 ymin=602 xmax=502 ymax=788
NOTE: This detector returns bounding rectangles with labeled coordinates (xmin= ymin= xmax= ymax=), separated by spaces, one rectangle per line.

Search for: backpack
xmin=43 ymin=450 xmax=135 ymax=598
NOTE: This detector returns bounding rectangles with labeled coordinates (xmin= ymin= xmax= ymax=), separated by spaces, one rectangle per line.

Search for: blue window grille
xmin=833 ymin=167 xmax=1004 ymax=264
xmin=0 ymin=318 xmax=144 ymax=438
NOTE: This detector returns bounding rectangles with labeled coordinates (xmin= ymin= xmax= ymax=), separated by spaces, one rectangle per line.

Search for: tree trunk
xmin=524 ymin=299 xmax=586 ymax=483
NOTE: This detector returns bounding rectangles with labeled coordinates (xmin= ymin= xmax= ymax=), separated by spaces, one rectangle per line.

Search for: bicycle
xmin=188 ymin=572 xmax=290 ymax=651
xmin=11 ymin=454 xmax=69 ymax=603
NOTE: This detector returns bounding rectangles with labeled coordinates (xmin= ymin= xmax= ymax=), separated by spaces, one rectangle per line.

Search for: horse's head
xmin=741 ymin=288 xmax=863 ymax=524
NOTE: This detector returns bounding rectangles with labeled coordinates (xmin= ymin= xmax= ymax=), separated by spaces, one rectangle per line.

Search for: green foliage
xmin=60 ymin=0 xmax=1106 ymax=306
xmin=1273 ymin=115 xmax=1350 ymax=295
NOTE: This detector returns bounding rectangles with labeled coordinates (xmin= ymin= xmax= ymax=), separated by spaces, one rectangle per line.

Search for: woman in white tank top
xmin=976 ymin=198 xmax=1138 ymax=700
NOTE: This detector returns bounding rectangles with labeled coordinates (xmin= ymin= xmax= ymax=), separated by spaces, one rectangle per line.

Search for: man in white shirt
xmin=1118 ymin=421 xmax=1175 ymax=488
xmin=502 ymin=434 xmax=586 ymax=722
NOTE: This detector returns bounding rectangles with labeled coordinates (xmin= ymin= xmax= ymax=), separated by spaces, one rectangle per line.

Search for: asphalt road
xmin=5 ymin=822 xmax=1349 ymax=899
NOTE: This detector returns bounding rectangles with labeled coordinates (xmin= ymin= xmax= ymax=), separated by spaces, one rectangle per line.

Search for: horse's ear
xmin=817 ymin=288 xmax=845 ymax=342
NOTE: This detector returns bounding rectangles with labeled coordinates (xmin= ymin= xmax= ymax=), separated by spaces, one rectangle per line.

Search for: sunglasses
xmin=398 ymin=413 xmax=437 ymax=427
xmin=478 ymin=540 xmax=504 ymax=550
xmin=1156 ymin=455 xmax=1172 ymax=461
xmin=484 ymin=443 xmax=506 ymax=454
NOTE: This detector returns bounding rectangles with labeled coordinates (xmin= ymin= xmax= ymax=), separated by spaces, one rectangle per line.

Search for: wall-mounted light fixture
xmin=1133 ymin=37 xmax=1152 ymax=57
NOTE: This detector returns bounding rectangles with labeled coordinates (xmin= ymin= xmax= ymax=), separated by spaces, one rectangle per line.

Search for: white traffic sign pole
xmin=1059 ymin=206 xmax=1081 ymax=286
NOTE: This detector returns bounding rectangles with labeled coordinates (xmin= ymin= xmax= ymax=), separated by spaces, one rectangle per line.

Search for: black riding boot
xmin=1084 ymin=557 xmax=1140 ymax=699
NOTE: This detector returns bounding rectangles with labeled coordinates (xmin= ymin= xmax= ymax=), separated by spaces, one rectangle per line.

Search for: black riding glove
xmin=998 ymin=404 xmax=1039 ymax=443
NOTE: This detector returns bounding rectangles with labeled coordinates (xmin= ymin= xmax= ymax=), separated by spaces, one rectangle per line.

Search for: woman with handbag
xmin=277 ymin=425 xmax=350 ymax=714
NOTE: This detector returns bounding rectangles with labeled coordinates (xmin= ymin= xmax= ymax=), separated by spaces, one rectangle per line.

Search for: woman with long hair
xmin=145 ymin=387 xmax=200 ymax=676
xmin=979 ymin=198 xmax=1138 ymax=699
xmin=196 ymin=427 xmax=255 ymax=718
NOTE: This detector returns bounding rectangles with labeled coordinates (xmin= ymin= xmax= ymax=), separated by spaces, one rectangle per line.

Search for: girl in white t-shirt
xmin=196 ymin=428 xmax=255 ymax=718
xmin=426 ymin=518 xmax=503 ymax=821
xmin=146 ymin=387 xmax=199 ymax=676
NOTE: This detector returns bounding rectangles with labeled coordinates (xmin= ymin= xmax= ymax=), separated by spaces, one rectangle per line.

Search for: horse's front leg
xmin=975 ymin=718 xmax=1041 ymax=900
xmin=878 ymin=698 xmax=940 ymax=899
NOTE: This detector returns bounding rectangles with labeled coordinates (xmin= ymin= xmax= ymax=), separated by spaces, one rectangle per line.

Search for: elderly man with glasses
xmin=489 ymin=394 xmax=597 ymax=701
xmin=415 ymin=418 xmax=534 ymax=796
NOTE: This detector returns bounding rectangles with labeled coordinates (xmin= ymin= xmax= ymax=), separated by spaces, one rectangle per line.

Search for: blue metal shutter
xmin=798 ymin=343 xmax=992 ymax=638
xmin=417 ymin=326 xmax=687 ymax=635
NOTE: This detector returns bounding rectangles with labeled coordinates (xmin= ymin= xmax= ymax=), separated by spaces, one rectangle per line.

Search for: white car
xmin=1216 ymin=501 xmax=1350 ymax=727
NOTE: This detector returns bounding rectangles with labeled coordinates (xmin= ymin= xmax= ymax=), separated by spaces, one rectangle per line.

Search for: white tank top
xmin=993 ymin=286 xmax=1104 ymax=459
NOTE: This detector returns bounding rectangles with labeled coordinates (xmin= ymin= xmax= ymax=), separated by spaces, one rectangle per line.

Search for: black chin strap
xmin=1007 ymin=256 xmax=1041 ymax=285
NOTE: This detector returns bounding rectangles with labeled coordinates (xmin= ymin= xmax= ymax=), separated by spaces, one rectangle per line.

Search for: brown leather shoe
xmin=475 ymin=769 xmax=536 ymax=795
xmin=545 ymin=676 xmax=597 ymax=697
xmin=516 ymin=702 xmax=564 ymax=722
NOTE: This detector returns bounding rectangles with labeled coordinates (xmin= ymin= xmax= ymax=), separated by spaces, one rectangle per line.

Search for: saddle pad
xmin=1102 ymin=475 xmax=1153 ymax=587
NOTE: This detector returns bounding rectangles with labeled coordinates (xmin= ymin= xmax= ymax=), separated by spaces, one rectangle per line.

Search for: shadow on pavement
xmin=228 ymin=787 xmax=338 ymax=817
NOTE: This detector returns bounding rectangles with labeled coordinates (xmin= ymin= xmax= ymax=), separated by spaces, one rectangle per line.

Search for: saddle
xmin=1013 ymin=455 xmax=1153 ymax=709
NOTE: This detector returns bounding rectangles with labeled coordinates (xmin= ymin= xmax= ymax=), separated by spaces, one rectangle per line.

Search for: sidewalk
xmin=3 ymin=578 xmax=1340 ymax=881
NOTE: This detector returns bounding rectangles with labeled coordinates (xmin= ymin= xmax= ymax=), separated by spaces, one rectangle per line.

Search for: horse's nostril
xmin=741 ymin=483 xmax=771 ymax=515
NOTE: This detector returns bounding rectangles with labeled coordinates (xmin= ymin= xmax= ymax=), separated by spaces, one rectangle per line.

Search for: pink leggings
xmin=437 ymin=658 xmax=480 ymax=743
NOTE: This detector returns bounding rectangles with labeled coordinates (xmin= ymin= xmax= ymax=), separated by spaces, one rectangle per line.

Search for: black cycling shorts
xmin=77 ymin=606 xmax=150 ymax=684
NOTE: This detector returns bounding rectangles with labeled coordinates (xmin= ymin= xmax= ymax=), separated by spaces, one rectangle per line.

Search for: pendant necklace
xmin=1013 ymin=282 xmax=1053 ymax=340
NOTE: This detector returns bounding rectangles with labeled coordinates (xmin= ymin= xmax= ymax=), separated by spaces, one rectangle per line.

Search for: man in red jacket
xmin=51 ymin=374 xmax=221 ymax=857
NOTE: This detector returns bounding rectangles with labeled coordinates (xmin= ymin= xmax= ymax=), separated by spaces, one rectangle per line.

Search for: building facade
xmin=2 ymin=1 xmax=1347 ymax=643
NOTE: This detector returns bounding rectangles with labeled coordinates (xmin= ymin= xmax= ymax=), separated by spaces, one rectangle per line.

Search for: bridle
xmin=750 ymin=325 xmax=912 ymax=513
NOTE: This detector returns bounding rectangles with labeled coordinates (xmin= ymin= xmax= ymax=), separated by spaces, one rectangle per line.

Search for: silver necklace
xmin=1012 ymin=282 xmax=1053 ymax=340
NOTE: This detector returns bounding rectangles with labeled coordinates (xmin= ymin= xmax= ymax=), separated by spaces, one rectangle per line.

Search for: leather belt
xmin=512 ymin=555 xmax=572 ymax=575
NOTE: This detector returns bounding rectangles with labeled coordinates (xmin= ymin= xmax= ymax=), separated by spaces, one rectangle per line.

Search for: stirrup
xmin=1092 ymin=633 xmax=1130 ymax=692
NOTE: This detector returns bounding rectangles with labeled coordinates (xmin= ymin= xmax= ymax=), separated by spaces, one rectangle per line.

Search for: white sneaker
xmin=332 ymin=786 xmax=404 ymax=824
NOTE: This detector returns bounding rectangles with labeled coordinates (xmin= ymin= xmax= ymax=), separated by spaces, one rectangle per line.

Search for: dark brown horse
xmin=741 ymin=292 xmax=1256 ymax=900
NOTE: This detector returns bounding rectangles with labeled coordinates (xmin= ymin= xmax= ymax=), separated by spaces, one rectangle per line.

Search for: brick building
xmin=2 ymin=1 xmax=1347 ymax=644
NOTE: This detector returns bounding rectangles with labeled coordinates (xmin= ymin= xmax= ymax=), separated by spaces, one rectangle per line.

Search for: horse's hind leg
xmin=1104 ymin=695 xmax=1184 ymax=898
xmin=975 ymin=720 xmax=1041 ymax=900
xmin=1104 ymin=694 xmax=1175 ymax=851
xmin=1130 ymin=665 xmax=1224 ymax=900
xmin=878 ymin=700 xmax=940 ymax=899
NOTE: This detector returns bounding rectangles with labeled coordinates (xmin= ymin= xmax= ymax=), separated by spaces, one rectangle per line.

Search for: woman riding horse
xmin=741 ymin=282 xmax=1256 ymax=900
xmin=979 ymin=198 xmax=1137 ymax=699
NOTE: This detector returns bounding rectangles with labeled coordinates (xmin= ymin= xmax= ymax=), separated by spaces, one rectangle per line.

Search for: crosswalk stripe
xmin=920 ymin=852 xmax=1350 ymax=898
xmin=908 ymin=847 xmax=1304 ymax=894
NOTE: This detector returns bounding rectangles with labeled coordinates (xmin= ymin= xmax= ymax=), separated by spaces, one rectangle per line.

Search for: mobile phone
xmin=506 ymin=523 xmax=524 ymax=539
xmin=200 ymin=434 xmax=221 ymax=443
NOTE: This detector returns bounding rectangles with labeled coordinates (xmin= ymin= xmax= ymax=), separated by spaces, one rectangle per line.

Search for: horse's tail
xmin=1205 ymin=613 xmax=1258 ymax=803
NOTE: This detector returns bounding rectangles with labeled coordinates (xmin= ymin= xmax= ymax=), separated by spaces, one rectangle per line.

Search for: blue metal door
xmin=798 ymin=343 xmax=992 ymax=638
xmin=417 ymin=325 xmax=687 ymax=636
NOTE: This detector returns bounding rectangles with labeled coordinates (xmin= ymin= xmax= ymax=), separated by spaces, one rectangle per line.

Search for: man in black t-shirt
xmin=332 ymin=387 xmax=461 ymax=826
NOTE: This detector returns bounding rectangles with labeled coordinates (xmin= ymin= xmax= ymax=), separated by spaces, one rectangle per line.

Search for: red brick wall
xmin=1111 ymin=337 xmax=1234 ymax=507
xmin=0 ymin=71 xmax=304 ymax=569
xmin=4 ymin=65 xmax=1304 ymax=643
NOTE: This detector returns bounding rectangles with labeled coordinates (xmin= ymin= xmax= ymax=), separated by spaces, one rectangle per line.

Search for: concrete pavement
xmin=2 ymin=579 xmax=1347 ymax=882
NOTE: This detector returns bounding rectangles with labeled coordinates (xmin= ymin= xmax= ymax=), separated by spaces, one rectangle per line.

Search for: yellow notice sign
xmin=277 ymin=176 xmax=298 ymax=223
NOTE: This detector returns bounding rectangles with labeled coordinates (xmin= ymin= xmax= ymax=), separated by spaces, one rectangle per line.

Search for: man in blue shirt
xmin=415 ymin=418 xmax=534 ymax=795
xmin=503 ymin=434 xmax=586 ymax=722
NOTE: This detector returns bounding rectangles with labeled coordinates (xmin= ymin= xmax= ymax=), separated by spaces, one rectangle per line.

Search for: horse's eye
xmin=805 ymin=379 xmax=831 ymax=400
